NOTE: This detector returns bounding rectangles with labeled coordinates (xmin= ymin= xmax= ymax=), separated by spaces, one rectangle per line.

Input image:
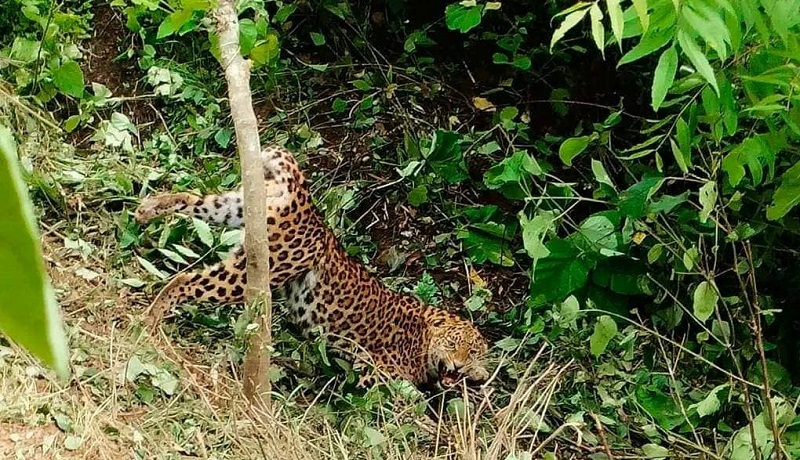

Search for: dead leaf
xmin=472 ymin=97 xmax=496 ymax=112
xmin=468 ymin=267 xmax=487 ymax=289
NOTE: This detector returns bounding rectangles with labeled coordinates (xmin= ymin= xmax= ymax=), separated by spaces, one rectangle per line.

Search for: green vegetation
xmin=2 ymin=0 xmax=800 ymax=458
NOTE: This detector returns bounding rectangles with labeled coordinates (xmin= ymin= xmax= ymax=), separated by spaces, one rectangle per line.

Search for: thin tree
xmin=214 ymin=0 xmax=273 ymax=407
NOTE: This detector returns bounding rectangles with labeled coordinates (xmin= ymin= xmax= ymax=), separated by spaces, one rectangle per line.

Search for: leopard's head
xmin=427 ymin=314 xmax=490 ymax=387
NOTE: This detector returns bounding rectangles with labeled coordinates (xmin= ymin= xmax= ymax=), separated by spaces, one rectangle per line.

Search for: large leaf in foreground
xmin=0 ymin=125 xmax=68 ymax=378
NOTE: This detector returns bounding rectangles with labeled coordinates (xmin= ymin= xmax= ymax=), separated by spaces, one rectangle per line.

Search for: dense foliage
xmin=3 ymin=0 xmax=800 ymax=457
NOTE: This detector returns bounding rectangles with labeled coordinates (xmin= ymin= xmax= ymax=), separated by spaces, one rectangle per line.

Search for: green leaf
xmin=156 ymin=8 xmax=194 ymax=39
xmin=618 ymin=177 xmax=664 ymax=218
xmin=590 ymin=315 xmax=618 ymax=356
xmin=495 ymin=337 xmax=521 ymax=352
xmin=591 ymin=159 xmax=615 ymax=189
xmin=51 ymin=60 xmax=84 ymax=98
xmin=651 ymin=45 xmax=677 ymax=111
xmin=445 ymin=3 xmax=484 ymax=33
xmin=310 ymin=32 xmax=326 ymax=46
xmin=669 ymin=138 xmax=688 ymax=174
xmin=550 ymin=6 xmax=590 ymax=52
xmin=767 ymin=160 xmax=800 ymax=220
xmin=529 ymin=239 xmax=592 ymax=304
xmin=558 ymin=295 xmax=581 ymax=328
xmin=677 ymin=29 xmax=719 ymax=94
xmin=558 ymin=136 xmax=591 ymax=166
xmin=520 ymin=211 xmax=554 ymax=260
xmin=238 ymin=19 xmax=257 ymax=54
xmin=457 ymin=224 xmax=516 ymax=267
xmin=407 ymin=185 xmax=428 ymax=206
xmin=484 ymin=150 xmax=542 ymax=192
xmin=641 ymin=444 xmax=669 ymax=459
xmin=683 ymin=0 xmax=731 ymax=61
xmin=63 ymin=436 xmax=82 ymax=451
xmin=689 ymin=384 xmax=728 ymax=418
xmin=192 ymin=217 xmax=215 ymax=247
xmin=589 ymin=4 xmax=606 ymax=57
xmin=618 ymin=26 xmax=673 ymax=65
xmin=0 ymin=125 xmax=68 ymax=378
xmin=692 ymin=280 xmax=718 ymax=322
xmin=424 ymin=130 xmax=468 ymax=184
xmin=606 ymin=0 xmax=624 ymax=49
xmin=362 ymin=427 xmax=386 ymax=447
xmin=577 ymin=213 xmax=621 ymax=255
xmin=136 ymin=256 xmax=167 ymax=280
xmin=249 ymin=35 xmax=280 ymax=66
xmin=728 ymin=413 xmax=773 ymax=460
xmin=698 ymin=180 xmax=716 ymax=223
xmin=632 ymin=0 xmax=649 ymax=31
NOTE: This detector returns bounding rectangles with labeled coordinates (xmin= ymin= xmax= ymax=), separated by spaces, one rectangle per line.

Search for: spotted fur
xmin=134 ymin=145 xmax=489 ymax=386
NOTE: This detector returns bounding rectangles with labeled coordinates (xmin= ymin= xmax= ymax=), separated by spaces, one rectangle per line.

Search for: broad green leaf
xmin=520 ymin=211 xmax=554 ymax=260
xmin=577 ymin=213 xmax=621 ymax=255
xmin=484 ymin=150 xmax=542 ymax=189
xmin=651 ymin=45 xmax=677 ymax=111
xmin=698 ymin=180 xmax=716 ymax=223
xmin=767 ymin=160 xmax=800 ymax=220
xmin=238 ymin=19 xmax=258 ymax=54
xmin=51 ymin=60 xmax=84 ymax=98
xmin=606 ymin=0 xmax=624 ymax=49
xmin=618 ymin=177 xmax=664 ymax=218
xmin=0 ymin=126 xmax=68 ymax=378
xmin=558 ymin=295 xmax=580 ymax=328
xmin=642 ymin=444 xmax=669 ymax=459
xmin=760 ymin=0 xmax=798 ymax=46
xmin=445 ymin=3 xmax=484 ymax=33
xmin=529 ymin=239 xmax=592 ymax=304
xmin=647 ymin=244 xmax=663 ymax=263
xmin=249 ymin=35 xmax=280 ymax=66
xmin=457 ymin=225 xmax=515 ymax=267
xmin=558 ymin=136 xmax=591 ymax=166
xmin=692 ymin=280 xmax=718 ymax=322
xmin=589 ymin=4 xmax=606 ymax=57
xmin=728 ymin=413 xmax=774 ymax=460
xmin=550 ymin=6 xmax=590 ymax=52
xmin=632 ymin=0 xmax=649 ymax=31
xmin=424 ymin=130 xmax=468 ymax=184
xmin=689 ymin=384 xmax=728 ymax=418
xmin=636 ymin=384 xmax=685 ymax=429
xmin=156 ymin=8 xmax=194 ymax=39
xmin=590 ymin=315 xmax=617 ymax=356
xmin=677 ymin=30 xmax=719 ymax=94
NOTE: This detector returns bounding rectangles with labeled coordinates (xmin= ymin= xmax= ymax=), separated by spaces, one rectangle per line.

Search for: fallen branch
xmin=214 ymin=0 xmax=273 ymax=407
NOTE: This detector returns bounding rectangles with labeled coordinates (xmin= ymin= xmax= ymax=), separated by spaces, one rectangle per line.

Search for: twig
xmin=590 ymin=412 xmax=615 ymax=460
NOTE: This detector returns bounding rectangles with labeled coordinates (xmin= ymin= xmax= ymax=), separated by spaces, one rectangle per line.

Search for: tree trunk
xmin=213 ymin=0 xmax=273 ymax=407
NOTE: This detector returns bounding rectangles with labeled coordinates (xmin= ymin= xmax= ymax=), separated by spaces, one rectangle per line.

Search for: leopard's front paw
xmin=134 ymin=193 xmax=192 ymax=225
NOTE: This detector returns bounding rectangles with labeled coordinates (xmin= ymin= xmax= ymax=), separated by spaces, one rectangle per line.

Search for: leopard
xmin=134 ymin=144 xmax=490 ymax=387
